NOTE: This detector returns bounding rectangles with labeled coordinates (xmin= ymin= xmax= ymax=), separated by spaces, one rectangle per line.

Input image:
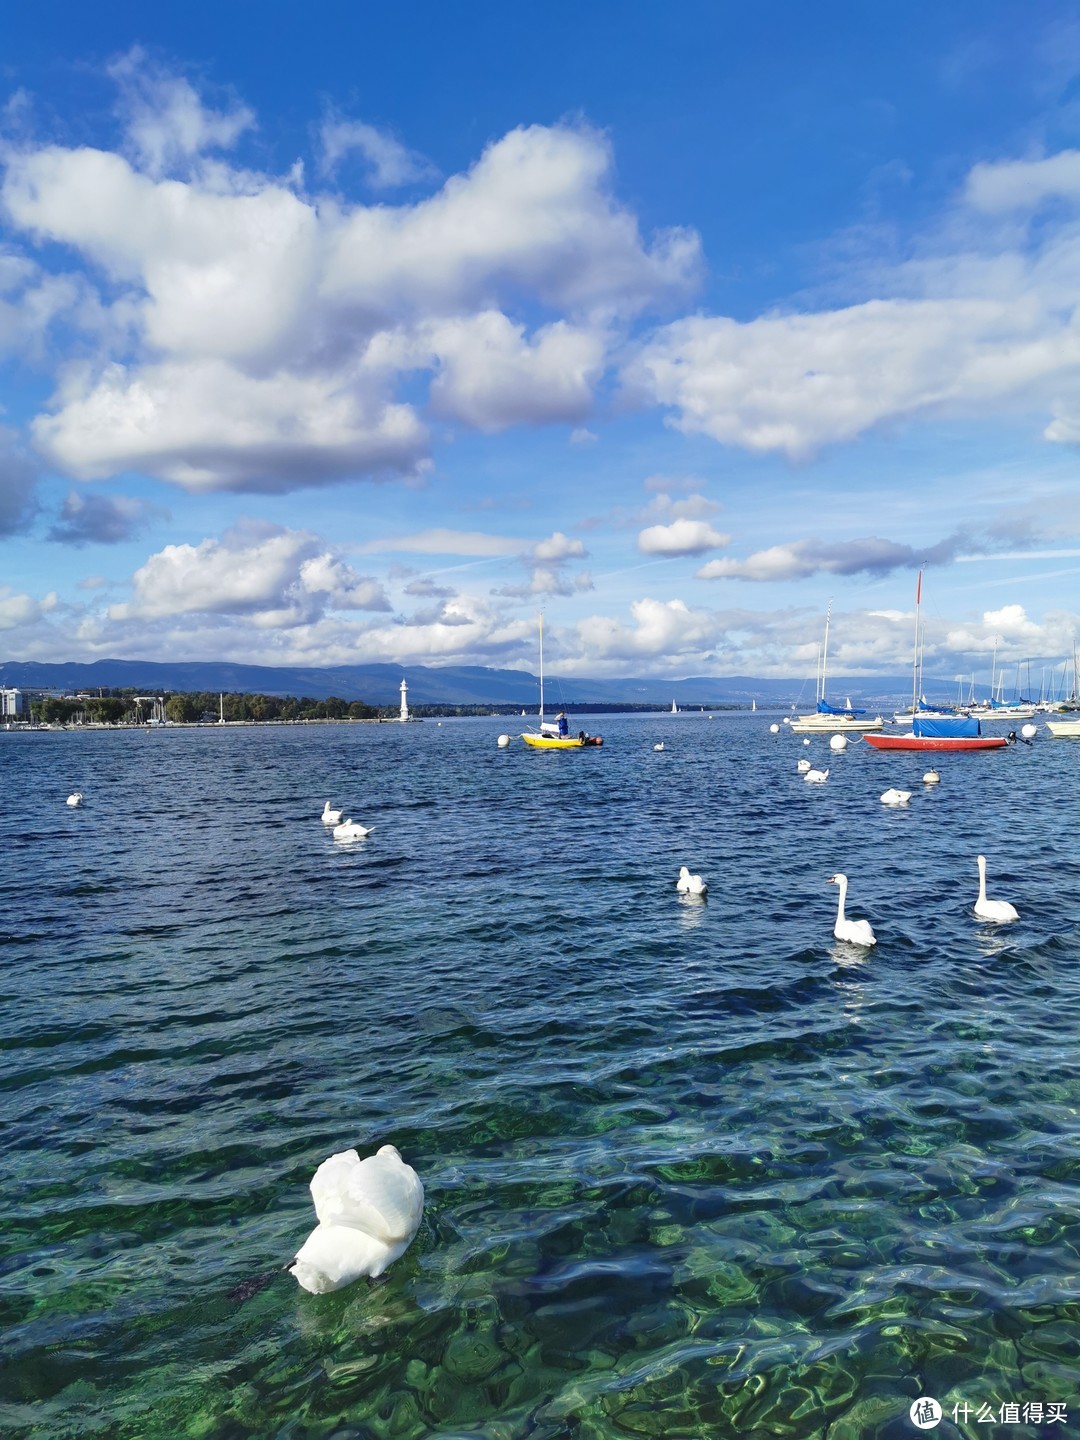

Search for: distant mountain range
xmin=0 ymin=657 xmax=923 ymax=708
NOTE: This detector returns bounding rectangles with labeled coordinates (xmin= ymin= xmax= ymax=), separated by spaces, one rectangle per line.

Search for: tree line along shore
xmin=16 ymin=689 xmax=746 ymax=726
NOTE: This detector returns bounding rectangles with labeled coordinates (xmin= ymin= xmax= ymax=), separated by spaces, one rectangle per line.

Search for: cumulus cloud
xmin=0 ymin=585 xmax=57 ymax=630
xmin=495 ymin=567 xmax=593 ymax=599
xmin=47 ymin=490 xmax=162 ymax=545
xmin=626 ymin=297 xmax=1080 ymax=458
xmin=33 ymin=359 xmax=428 ymax=492
xmin=110 ymin=525 xmax=390 ymax=625
xmin=638 ymin=517 xmax=731 ymax=556
xmin=620 ymin=141 xmax=1080 ymax=459
xmin=698 ymin=533 xmax=963 ymax=582
xmin=425 ymin=313 xmax=605 ymax=430
xmin=531 ymin=530 xmax=586 ymax=563
xmin=321 ymin=122 xmax=702 ymax=321
xmin=320 ymin=115 xmax=436 ymax=189
xmin=3 ymin=68 xmax=701 ymax=494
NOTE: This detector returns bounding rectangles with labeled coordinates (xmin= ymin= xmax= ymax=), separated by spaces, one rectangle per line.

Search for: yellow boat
xmin=521 ymin=731 xmax=602 ymax=749
xmin=520 ymin=613 xmax=603 ymax=749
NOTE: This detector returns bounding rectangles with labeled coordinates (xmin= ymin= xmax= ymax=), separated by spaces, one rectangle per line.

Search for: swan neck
xmin=835 ymin=876 xmax=847 ymax=922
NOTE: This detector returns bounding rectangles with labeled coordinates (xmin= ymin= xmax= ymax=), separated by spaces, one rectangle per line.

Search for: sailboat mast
xmin=911 ymin=571 xmax=922 ymax=713
xmin=538 ymin=613 xmax=544 ymax=720
xmin=820 ymin=603 xmax=832 ymax=704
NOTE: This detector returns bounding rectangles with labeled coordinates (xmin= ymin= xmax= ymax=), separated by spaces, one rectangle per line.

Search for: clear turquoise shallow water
xmin=1 ymin=714 xmax=1078 ymax=1439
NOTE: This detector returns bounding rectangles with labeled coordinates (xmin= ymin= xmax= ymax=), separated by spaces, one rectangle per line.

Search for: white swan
xmin=828 ymin=873 xmax=876 ymax=946
xmin=676 ymin=866 xmax=707 ymax=897
xmin=290 ymin=1145 xmax=424 ymax=1294
xmin=804 ymin=767 xmax=829 ymax=783
xmin=922 ymin=770 xmax=940 ymax=785
xmin=333 ymin=819 xmax=372 ymax=840
xmin=880 ymin=788 xmax=912 ymax=806
xmin=974 ymin=854 xmax=1018 ymax=922
xmin=797 ymin=758 xmax=811 ymax=773
xmin=66 ymin=792 xmax=84 ymax=807
xmin=321 ymin=801 xmax=343 ymax=825
xmin=653 ymin=742 xmax=665 ymax=752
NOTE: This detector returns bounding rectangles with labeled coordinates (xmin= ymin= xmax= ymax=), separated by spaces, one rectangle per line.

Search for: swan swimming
xmin=797 ymin=758 xmax=812 ymax=772
xmin=333 ymin=819 xmax=372 ymax=840
xmin=653 ymin=742 xmax=665 ymax=752
xmin=66 ymin=792 xmax=84 ymax=807
xmin=290 ymin=1145 xmax=425 ymax=1294
xmin=676 ymin=866 xmax=707 ymax=897
xmin=828 ymin=873 xmax=876 ymax=946
xmin=804 ymin=767 xmax=829 ymax=783
xmin=880 ymin=788 xmax=912 ymax=806
xmin=321 ymin=802 xmax=343 ymax=825
xmin=974 ymin=854 xmax=1018 ymax=922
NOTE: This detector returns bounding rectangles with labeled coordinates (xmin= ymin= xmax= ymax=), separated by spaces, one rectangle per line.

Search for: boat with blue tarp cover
xmin=864 ymin=715 xmax=1009 ymax=751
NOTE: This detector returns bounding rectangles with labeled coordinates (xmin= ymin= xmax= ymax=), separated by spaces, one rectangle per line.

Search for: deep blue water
xmin=1 ymin=714 xmax=1078 ymax=1439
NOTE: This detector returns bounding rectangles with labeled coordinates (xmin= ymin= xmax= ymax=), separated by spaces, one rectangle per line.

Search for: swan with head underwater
xmin=334 ymin=818 xmax=372 ymax=841
xmin=676 ymin=866 xmax=707 ymax=897
xmin=290 ymin=1144 xmax=425 ymax=1293
xmin=974 ymin=855 xmax=1018 ymax=922
xmin=827 ymin=873 xmax=876 ymax=946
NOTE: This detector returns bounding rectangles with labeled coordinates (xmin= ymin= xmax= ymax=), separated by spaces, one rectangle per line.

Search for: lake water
xmin=2 ymin=714 xmax=1078 ymax=1439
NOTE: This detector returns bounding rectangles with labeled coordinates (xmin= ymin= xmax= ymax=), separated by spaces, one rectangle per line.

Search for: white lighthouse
xmin=399 ymin=677 xmax=409 ymax=722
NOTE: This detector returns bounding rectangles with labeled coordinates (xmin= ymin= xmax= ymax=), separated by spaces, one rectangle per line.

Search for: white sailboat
xmin=671 ymin=698 xmax=678 ymax=714
xmin=790 ymin=604 xmax=883 ymax=732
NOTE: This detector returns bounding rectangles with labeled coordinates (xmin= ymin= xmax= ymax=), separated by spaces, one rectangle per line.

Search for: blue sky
xmin=4 ymin=2 xmax=1080 ymax=691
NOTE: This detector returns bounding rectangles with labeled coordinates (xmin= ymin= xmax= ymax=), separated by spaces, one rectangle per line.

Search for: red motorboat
xmin=864 ymin=733 xmax=1007 ymax=751
xmin=864 ymin=716 xmax=1008 ymax=751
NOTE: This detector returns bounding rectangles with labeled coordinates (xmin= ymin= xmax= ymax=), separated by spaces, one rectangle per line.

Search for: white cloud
xmin=320 ymin=122 xmax=701 ymax=321
xmin=33 ymin=359 xmax=428 ymax=492
xmin=570 ymin=427 xmax=597 ymax=444
xmin=108 ymin=48 xmax=255 ymax=178
xmin=110 ymin=526 xmax=390 ymax=624
xmin=426 ymin=313 xmax=605 ymax=430
xmin=638 ymin=517 xmax=731 ymax=556
xmin=698 ymin=534 xmax=961 ymax=582
xmin=0 ymin=586 xmax=55 ymax=630
xmin=359 ymin=528 xmax=521 ymax=557
xmin=627 ymin=297 xmax=1079 ymax=458
xmin=965 ymin=151 xmax=1080 ymax=214
xmin=2 ymin=79 xmax=701 ymax=495
xmin=531 ymin=530 xmax=586 ymax=563
xmin=320 ymin=116 xmax=436 ymax=189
